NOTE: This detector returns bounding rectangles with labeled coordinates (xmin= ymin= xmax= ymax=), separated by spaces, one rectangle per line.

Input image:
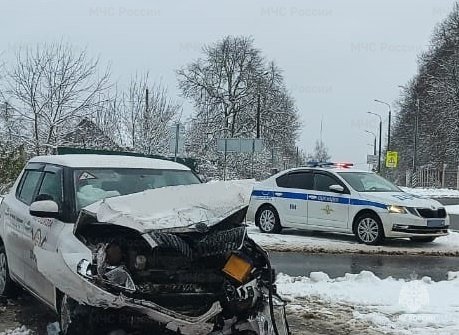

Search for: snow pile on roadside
xmin=277 ymin=271 xmax=459 ymax=335
xmin=0 ymin=326 xmax=31 ymax=335
xmin=401 ymin=186 xmax=459 ymax=198
xmin=445 ymin=204 xmax=459 ymax=215
xmin=248 ymin=225 xmax=459 ymax=256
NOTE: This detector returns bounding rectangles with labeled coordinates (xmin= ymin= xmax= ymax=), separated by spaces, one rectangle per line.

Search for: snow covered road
xmin=277 ymin=270 xmax=459 ymax=335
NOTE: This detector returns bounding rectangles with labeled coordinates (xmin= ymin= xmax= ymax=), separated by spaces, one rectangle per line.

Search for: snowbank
xmin=401 ymin=186 xmax=459 ymax=198
xmin=276 ymin=271 xmax=459 ymax=335
xmin=445 ymin=205 xmax=459 ymax=215
xmin=0 ymin=326 xmax=31 ymax=335
xmin=248 ymin=225 xmax=459 ymax=256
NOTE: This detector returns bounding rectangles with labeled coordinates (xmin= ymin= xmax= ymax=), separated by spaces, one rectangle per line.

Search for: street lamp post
xmin=374 ymin=99 xmax=392 ymax=151
xmin=368 ymin=112 xmax=383 ymax=173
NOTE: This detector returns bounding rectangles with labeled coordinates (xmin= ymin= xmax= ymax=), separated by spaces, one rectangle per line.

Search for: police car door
xmin=308 ymin=172 xmax=350 ymax=229
xmin=274 ymin=171 xmax=312 ymax=225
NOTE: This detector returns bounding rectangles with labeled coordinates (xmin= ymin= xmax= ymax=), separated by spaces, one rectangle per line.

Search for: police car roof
xmin=29 ymin=154 xmax=190 ymax=170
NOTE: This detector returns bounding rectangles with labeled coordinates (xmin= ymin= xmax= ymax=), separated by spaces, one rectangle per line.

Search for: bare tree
xmin=4 ymin=42 xmax=111 ymax=154
xmin=121 ymin=73 xmax=181 ymax=156
xmin=178 ymin=36 xmax=301 ymax=179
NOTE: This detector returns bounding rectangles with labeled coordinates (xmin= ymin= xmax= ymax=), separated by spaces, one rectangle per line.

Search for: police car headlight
xmin=387 ymin=205 xmax=407 ymax=214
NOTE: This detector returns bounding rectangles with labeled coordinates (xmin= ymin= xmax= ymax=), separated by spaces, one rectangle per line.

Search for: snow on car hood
xmin=82 ymin=180 xmax=255 ymax=233
xmin=359 ymin=191 xmax=444 ymax=208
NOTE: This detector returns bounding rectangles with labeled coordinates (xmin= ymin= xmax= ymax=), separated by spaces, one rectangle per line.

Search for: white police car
xmin=247 ymin=163 xmax=449 ymax=245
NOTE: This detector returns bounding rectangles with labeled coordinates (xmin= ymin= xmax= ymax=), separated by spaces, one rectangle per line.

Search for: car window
xmin=276 ymin=172 xmax=313 ymax=190
xmin=37 ymin=172 xmax=63 ymax=204
xmin=338 ymin=172 xmax=401 ymax=192
xmin=17 ymin=170 xmax=42 ymax=205
xmin=314 ymin=173 xmax=342 ymax=192
xmin=74 ymin=168 xmax=201 ymax=211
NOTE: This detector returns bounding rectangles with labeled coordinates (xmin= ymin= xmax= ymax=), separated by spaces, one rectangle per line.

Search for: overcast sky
xmin=2 ymin=0 xmax=456 ymax=167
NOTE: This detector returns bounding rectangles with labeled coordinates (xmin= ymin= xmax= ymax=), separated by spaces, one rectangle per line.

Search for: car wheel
xmin=256 ymin=206 xmax=282 ymax=234
xmin=354 ymin=213 xmax=384 ymax=245
xmin=0 ymin=244 xmax=18 ymax=298
xmin=60 ymin=294 xmax=94 ymax=335
xmin=410 ymin=236 xmax=437 ymax=243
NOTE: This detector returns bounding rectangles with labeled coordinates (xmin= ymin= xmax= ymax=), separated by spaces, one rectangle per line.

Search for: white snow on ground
xmin=445 ymin=205 xmax=459 ymax=215
xmin=400 ymin=186 xmax=459 ymax=198
xmin=247 ymin=225 xmax=459 ymax=256
xmin=276 ymin=271 xmax=459 ymax=335
xmin=0 ymin=326 xmax=31 ymax=335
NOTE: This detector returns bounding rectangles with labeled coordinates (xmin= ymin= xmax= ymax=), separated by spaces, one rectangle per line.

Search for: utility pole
xmin=413 ymin=98 xmax=420 ymax=172
xmin=256 ymin=93 xmax=261 ymax=138
xmin=374 ymin=99 xmax=392 ymax=151
xmin=174 ymin=123 xmax=180 ymax=162
xmin=368 ymin=112 xmax=383 ymax=173
xmin=378 ymin=119 xmax=382 ymax=173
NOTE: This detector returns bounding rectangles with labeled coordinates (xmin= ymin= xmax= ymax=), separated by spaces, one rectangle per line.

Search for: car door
xmin=273 ymin=171 xmax=312 ymax=226
xmin=25 ymin=164 xmax=66 ymax=307
xmin=307 ymin=172 xmax=350 ymax=229
xmin=3 ymin=165 xmax=44 ymax=287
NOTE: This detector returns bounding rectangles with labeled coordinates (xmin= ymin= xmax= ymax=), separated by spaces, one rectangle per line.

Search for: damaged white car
xmin=0 ymin=154 xmax=290 ymax=335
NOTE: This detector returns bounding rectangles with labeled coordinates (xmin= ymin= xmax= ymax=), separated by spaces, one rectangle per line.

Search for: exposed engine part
xmin=96 ymin=243 xmax=109 ymax=276
xmin=135 ymin=255 xmax=147 ymax=270
xmin=106 ymin=243 xmax=123 ymax=266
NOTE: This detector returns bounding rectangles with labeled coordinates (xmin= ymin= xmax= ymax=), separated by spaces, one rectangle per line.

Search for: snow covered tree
xmin=308 ymin=140 xmax=331 ymax=162
xmin=178 ymin=36 xmax=301 ymax=179
xmin=121 ymin=73 xmax=181 ymax=156
xmin=390 ymin=4 xmax=459 ymax=185
xmin=3 ymin=42 xmax=111 ymax=155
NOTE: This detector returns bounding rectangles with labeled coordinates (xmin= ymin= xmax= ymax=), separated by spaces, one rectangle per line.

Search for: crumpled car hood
xmin=81 ymin=180 xmax=254 ymax=233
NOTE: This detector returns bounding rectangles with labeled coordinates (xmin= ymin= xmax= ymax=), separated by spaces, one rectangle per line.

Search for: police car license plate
xmin=427 ymin=219 xmax=445 ymax=228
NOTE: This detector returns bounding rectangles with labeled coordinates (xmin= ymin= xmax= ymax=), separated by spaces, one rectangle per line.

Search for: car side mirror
xmin=30 ymin=200 xmax=59 ymax=218
xmin=329 ymin=184 xmax=345 ymax=193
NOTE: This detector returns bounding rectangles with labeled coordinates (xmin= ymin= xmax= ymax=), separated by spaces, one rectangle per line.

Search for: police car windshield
xmin=337 ymin=172 xmax=401 ymax=192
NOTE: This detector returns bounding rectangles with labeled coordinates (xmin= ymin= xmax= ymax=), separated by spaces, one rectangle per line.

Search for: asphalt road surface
xmin=270 ymin=252 xmax=459 ymax=281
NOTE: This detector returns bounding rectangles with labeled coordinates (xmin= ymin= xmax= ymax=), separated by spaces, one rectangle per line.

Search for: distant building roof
xmin=61 ymin=118 xmax=121 ymax=151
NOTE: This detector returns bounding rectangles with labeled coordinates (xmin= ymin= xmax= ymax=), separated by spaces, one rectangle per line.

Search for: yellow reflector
xmin=223 ymin=254 xmax=253 ymax=283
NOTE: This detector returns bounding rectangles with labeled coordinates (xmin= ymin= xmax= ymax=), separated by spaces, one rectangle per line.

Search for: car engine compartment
xmin=73 ymin=209 xmax=289 ymax=335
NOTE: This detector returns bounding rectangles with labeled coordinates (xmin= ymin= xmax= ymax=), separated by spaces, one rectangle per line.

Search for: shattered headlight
xmin=77 ymin=259 xmax=136 ymax=293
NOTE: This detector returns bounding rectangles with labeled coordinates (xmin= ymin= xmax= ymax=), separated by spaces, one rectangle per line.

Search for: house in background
xmin=61 ymin=118 xmax=122 ymax=151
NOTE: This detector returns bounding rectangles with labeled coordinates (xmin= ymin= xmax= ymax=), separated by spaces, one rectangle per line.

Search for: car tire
xmin=353 ymin=213 xmax=384 ymax=245
xmin=0 ymin=244 xmax=19 ymax=298
xmin=256 ymin=205 xmax=282 ymax=234
xmin=410 ymin=236 xmax=437 ymax=243
xmin=60 ymin=294 xmax=94 ymax=335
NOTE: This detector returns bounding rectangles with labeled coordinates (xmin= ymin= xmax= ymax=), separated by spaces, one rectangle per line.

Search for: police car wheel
xmin=256 ymin=206 xmax=282 ymax=234
xmin=410 ymin=236 xmax=436 ymax=243
xmin=354 ymin=213 xmax=384 ymax=245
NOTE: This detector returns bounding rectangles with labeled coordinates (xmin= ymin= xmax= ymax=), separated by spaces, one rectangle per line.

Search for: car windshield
xmin=74 ymin=168 xmax=201 ymax=210
xmin=337 ymin=172 xmax=401 ymax=193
